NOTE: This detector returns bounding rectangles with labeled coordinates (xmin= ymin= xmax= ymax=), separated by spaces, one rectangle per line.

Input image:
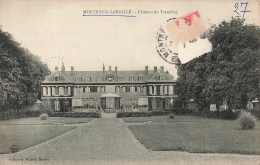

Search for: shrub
xmin=169 ymin=113 xmax=175 ymax=119
xmin=40 ymin=113 xmax=48 ymax=120
xmin=10 ymin=145 xmax=19 ymax=153
xmin=249 ymin=109 xmax=260 ymax=120
xmin=219 ymin=110 xmax=237 ymax=120
xmin=238 ymin=111 xmax=256 ymax=130
xmin=49 ymin=112 xmax=100 ymax=118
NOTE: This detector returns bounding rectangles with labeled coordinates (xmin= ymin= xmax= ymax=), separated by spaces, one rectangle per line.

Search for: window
xmin=64 ymin=87 xmax=68 ymax=95
xmin=90 ymin=86 xmax=98 ymax=93
xmin=55 ymin=87 xmax=59 ymax=95
xmin=83 ymin=87 xmax=86 ymax=93
xmin=55 ymin=75 xmax=60 ymax=81
xmin=118 ymin=77 xmax=124 ymax=82
xmin=85 ymin=76 xmax=91 ymax=82
xmin=115 ymin=86 xmax=120 ymax=92
xmin=135 ymin=86 xmax=139 ymax=92
xmin=59 ymin=87 xmax=64 ymax=95
xmin=72 ymin=99 xmax=83 ymax=107
xmin=129 ymin=76 xmax=135 ymax=81
xmin=125 ymin=86 xmax=130 ymax=92
xmin=100 ymin=86 xmax=106 ymax=93
xmin=55 ymin=100 xmax=60 ymax=110
xmin=76 ymin=76 xmax=83 ymax=82
xmin=43 ymin=87 xmax=47 ymax=96
xmin=138 ymin=98 xmax=148 ymax=106
xmin=164 ymin=86 xmax=168 ymax=95
xmin=138 ymin=76 xmax=144 ymax=81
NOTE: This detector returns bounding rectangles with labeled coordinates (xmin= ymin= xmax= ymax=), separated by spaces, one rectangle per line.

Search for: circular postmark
xmin=156 ymin=18 xmax=180 ymax=65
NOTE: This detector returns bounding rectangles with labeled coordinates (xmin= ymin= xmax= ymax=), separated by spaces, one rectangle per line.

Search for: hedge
xmin=116 ymin=109 xmax=242 ymax=120
xmin=49 ymin=112 xmax=101 ymax=118
xmin=0 ymin=111 xmax=43 ymax=121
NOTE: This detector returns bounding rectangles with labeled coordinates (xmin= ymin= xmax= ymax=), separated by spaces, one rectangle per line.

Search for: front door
xmin=106 ymin=98 xmax=115 ymax=109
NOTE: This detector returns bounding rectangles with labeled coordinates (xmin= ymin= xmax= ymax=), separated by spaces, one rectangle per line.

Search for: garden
xmin=124 ymin=112 xmax=260 ymax=155
xmin=0 ymin=115 xmax=94 ymax=154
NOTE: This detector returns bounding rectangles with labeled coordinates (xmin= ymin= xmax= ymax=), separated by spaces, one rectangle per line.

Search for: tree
xmin=176 ymin=17 xmax=260 ymax=113
xmin=0 ymin=27 xmax=50 ymax=111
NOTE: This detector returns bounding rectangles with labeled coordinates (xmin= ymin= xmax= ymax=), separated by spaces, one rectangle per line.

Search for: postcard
xmin=0 ymin=0 xmax=259 ymax=164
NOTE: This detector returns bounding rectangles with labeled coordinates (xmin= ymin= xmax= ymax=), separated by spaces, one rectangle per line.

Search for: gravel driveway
xmin=0 ymin=115 xmax=259 ymax=165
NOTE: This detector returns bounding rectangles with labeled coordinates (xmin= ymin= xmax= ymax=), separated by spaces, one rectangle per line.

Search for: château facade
xmin=41 ymin=63 xmax=177 ymax=111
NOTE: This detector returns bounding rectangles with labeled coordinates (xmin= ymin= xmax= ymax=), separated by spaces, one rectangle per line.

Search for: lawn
xmin=0 ymin=125 xmax=77 ymax=154
xmin=0 ymin=117 xmax=93 ymax=125
xmin=127 ymin=116 xmax=260 ymax=155
xmin=0 ymin=117 xmax=94 ymax=154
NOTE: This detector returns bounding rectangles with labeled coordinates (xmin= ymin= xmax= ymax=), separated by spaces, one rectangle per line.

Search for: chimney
xmin=71 ymin=66 xmax=74 ymax=76
xmin=145 ymin=65 xmax=148 ymax=75
xmin=103 ymin=63 xmax=105 ymax=73
xmin=154 ymin=66 xmax=157 ymax=72
xmin=160 ymin=66 xmax=164 ymax=72
xmin=109 ymin=66 xmax=112 ymax=71
xmin=55 ymin=66 xmax=59 ymax=72
xmin=115 ymin=66 xmax=118 ymax=74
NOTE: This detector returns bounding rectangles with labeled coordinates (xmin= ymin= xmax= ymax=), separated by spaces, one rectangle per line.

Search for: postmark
xmin=156 ymin=11 xmax=208 ymax=65
xmin=156 ymin=20 xmax=179 ymax=65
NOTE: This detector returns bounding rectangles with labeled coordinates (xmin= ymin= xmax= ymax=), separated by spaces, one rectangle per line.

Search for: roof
xmin=42 ymin=65 xmax=174 ymax=84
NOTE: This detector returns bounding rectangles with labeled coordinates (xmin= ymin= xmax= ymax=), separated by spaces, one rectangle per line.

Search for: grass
xmin=127 ymin=116 xmax=260 ymax=155
xmin=0 ymin=125 xmax=76 ymax=154
xmin=0 ymin=117 xmax=93 ymax=125
xmin=122 ymin=115 xmax=217 ymax=123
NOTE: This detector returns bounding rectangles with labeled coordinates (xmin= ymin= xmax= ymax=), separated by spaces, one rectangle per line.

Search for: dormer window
xmin=118 ymin=77 xmax=124 ymax=82
xmin=106 ymin=75 xmax=113 ymax=82
xmin=55 ymin=75 xmax=60 ymax=81
xmin=138 ymin=75 xmax=144 ymax=81
xmin=159 ymin=75 xmax=163 ymax=80
xmin=76 ymin=76 xmax=83 ymax=82
xmin=85 ymin=76 xmax=91 ymax=82
xmin=129 ymin=75 xmax=135 ymax=81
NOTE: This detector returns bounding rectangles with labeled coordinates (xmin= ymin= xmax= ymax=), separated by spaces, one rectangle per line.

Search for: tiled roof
xmin=42 ymin=67 xmax=174 ymax=83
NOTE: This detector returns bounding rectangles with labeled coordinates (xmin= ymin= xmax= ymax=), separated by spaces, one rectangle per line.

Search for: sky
xmin=0 ymin=0 xmax=259 ymax=79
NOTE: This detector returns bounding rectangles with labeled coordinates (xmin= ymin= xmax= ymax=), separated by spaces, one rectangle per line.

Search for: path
xmin=0 ymin=115 xmax=259 ymax=165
